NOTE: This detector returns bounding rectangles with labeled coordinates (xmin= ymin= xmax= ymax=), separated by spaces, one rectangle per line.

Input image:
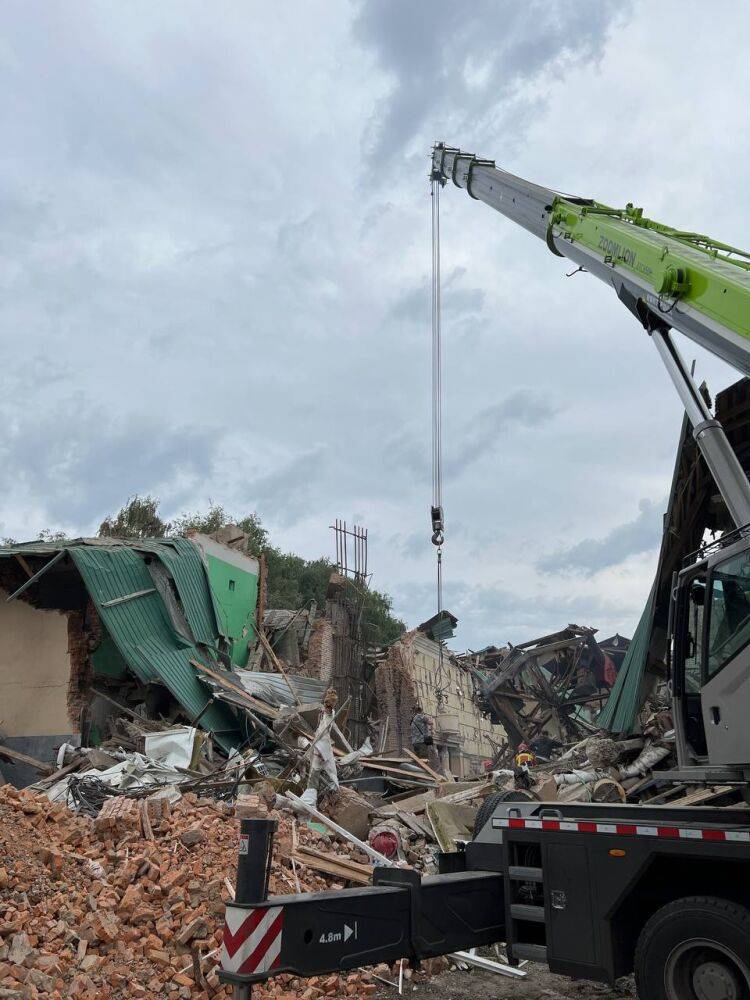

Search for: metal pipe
xmin=652 ymin=329 xmax=750 ymax=529
xmin=5 ymin=549 xmax=66 ymax=602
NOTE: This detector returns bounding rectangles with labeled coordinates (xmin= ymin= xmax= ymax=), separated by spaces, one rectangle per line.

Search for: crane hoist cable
xmin=430 ymin=164 xmax=447 ymax=704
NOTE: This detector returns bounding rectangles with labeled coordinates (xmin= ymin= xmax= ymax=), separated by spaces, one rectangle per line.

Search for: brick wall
xmin=376 ymin=630 xmax=507 ymax=777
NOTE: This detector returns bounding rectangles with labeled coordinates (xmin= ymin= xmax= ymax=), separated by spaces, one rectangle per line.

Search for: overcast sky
xmin=1 ymin=1 xmax=747 ymax=649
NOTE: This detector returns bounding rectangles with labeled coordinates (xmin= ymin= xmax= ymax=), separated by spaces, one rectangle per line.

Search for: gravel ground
xmin=375 ymin=963 xmax=637 ymax=1000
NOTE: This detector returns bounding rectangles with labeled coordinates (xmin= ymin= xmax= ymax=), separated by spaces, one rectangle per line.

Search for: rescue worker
xmin=410 ymin=704 xmax=433 ymax=759
xmin=514 ymin=742 xmax=535 ymax=768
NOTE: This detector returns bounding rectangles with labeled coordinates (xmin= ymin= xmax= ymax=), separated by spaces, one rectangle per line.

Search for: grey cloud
xmin=382 ymin=388 xmax=555 ymax=485
xmin=390 ymin=574 xmax=637 ymax=649
xmin=352 ymin=0 xmax=626 ymax=170
xmin=0 ymin=394 xmax=217 ymax=525
xmin=389 ymin=267 xmax=485 ymax=325
xmin=0 ymin=1 xmax=731 ymax=653
xmin=537 ymin=498 xmax=665 ymax=576
xmin=242 ymin=447 xmax=328 ymax=529
xmin=390 ymin=530 xmax=428 ymax=559
xmin=445 ymin=389 xmax=556 ymax=478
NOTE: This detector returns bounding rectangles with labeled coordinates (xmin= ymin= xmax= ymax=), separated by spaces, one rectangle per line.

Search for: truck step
xmin=510 ymin=904 xmax=545 ymax=923
xmin=508 ymin=865 xmax=543 ymax=882
xmin=512 ymin=943 xmax=548 ymax=963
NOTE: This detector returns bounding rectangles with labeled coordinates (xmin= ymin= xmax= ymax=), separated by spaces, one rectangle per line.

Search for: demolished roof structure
xmin=600 ymin=375 xmax=750 ymax=734
xmin=0 ymin=534 xmax=259 ymax=780
xmin=459 ymin=625 xmax=629 ymax=750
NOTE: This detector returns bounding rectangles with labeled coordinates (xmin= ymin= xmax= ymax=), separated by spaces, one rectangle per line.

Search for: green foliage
xmin=2 ymin=528 xmax=69 ymax=545
xmin=362 ymin=586 xmax=406 ymax=646
xmin=264 ymin=549 xmax=333 ymax=611
xmin=38 ymin=528 xmax=68 ymax=543
xmin=171 ymin=504 xmax=269 ymax=556
xmin=99 ymin=495 xmax=168 ymax=539
xmin=96 ymin=496 xmax=405 ymax=645
xmin=170 ymin=504 xmax=230 ymax=538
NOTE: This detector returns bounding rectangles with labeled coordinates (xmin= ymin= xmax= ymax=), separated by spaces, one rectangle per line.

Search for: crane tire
xmin=473 ymin=790 xmax=535 ymax=837
xmin=634 ymin=895 xmax=750 ymax=1000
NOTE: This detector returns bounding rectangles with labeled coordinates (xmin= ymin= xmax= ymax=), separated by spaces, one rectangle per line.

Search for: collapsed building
xmin=459 ymin=625 xmax=630 ymax=750
xmin=0 ymin=533 xmax=260 ymax=785
xmin=1 ymin=512 xmax=638 ymax=794
xmin=372 ymin=612 xmax=509 ymax=777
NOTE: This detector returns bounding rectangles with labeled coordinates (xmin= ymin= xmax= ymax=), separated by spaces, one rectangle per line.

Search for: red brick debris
xmin=0 ymin=785 xmax=446 ymax=999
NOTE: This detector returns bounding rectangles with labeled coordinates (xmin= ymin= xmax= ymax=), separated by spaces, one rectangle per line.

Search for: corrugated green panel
xmin=135 ymin=538 xmax=218 ymax=646
xmin=0 ymin=538 xmax=89 ymax=556
xmin=597 ymin=581 xmax=656 ymax=734
xmin=69 ymin=546 xmax=240 ymax=749
xmin=70 ymin=546 xmax=164 ymax=682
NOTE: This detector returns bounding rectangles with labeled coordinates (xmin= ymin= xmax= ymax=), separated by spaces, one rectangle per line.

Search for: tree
xmin=171 ymin=504 xmax=268 ymax=555
xmin=98 ymin=495 xmax=168 ymax=539
xmin=96 ymin=496 xmax=405 ymax=645
xmin=362 ymin=587 xmax=406 ymax=646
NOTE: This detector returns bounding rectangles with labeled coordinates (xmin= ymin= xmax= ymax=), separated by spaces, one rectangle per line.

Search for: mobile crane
xmin=220 ymin=148 xmax=750 ymax=1000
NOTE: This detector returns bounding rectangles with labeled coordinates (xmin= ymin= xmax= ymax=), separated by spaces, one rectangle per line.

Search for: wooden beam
xmin=33 ymin=754 xmax=86 ymax=789
xmin=438 ymin=780 xmax=494 ymax=805
xmin=668 ymin=784 xmax=736 ymax=807
xmin=404 ymin=748 xmax=444 ymax=783
xmin=13 ymin=554 xmax=34 ymax=579
xmin=257 ymin=630 xmax=301 ymax=706
xmin=292 ymin=846 xmax=372 ymax=885
xmin=360 ymin=761 xmax=435 ymax=782
xmin=0 ymin=744 xmax=54 ymax=775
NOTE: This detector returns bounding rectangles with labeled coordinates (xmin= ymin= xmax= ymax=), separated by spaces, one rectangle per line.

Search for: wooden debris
xmin=0 ymin=745 xmax=54 ymax=775
xmin=292 ymin=845 xmax=373 ymax=885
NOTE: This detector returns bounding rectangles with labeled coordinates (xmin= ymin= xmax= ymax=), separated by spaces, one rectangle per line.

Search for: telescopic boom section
xmin=432 ymin=142 xmax=750 ymax=528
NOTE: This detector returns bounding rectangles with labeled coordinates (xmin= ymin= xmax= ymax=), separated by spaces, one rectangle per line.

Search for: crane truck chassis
xmin=220 ymin=146 xmax=750 ymax=999
xmin=222 ymin=808 xmax=750 ymax=999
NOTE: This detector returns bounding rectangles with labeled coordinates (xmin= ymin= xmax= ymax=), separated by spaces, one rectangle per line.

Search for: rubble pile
xmin=458 ymin=625 xmax=631 ymax=750
xmin=0 ymin=783 xmax=433 ymax=999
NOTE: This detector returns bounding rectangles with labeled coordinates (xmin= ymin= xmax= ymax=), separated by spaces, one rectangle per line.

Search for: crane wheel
xmin=635 ymin=896 xmax=750 ymax=1000
xmin=473 ymin=790 xmax=537 ymax=837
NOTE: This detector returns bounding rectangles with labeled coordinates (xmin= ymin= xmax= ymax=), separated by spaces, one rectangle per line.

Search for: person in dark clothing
xmin=410 ymin=704 xmax=433 ymax=759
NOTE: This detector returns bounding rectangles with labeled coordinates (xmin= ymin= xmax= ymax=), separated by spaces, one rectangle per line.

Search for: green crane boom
xmin=431 ymin=143 xmax=750 ymax=529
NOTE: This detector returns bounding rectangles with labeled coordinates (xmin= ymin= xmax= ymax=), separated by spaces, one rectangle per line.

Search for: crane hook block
xmin=431 ymin=505 xmax=444 ymax=547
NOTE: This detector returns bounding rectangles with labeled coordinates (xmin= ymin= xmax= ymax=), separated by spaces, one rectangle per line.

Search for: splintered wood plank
xmin=361 ymin=761 xmax=435 ymax=782
xmin=669 ymin=784 xmax=736 ymax=807
xmin=404 ymin=748 xmax=444 ymax=783
xmin=292 ymin=846 xmax=373 ymax=885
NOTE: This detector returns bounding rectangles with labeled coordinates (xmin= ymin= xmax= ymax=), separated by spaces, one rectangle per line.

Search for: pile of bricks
xmin=0 ymin=784 xmax=426 ymax=999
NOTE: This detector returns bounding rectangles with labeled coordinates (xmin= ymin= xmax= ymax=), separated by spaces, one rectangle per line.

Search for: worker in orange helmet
xmin=514 ymin=742 xmax=536 ymax=768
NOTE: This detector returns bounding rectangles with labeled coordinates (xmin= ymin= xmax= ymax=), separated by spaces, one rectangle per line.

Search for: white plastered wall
xmin=0 ymin=591 xmax=71 ymax=737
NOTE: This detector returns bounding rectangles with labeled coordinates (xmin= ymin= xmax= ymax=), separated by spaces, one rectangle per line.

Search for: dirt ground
xmin=375 ymin=963 xmax=636 ymax=1000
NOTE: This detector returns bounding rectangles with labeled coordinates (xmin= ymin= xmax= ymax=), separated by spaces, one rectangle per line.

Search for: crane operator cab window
xmin=680 ymin=574 xmax=708 ymax=757
xmin=683 ymin=577 xmax=705 ymax=694
xmin=707 ymin=549 xmax=750 ymax=681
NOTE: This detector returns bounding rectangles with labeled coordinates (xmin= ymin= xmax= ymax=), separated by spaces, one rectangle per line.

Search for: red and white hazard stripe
xmin=221 ymin=905 xmax=284 ymax=976
xmin=492 ymin=816 xmax=750 ymax=843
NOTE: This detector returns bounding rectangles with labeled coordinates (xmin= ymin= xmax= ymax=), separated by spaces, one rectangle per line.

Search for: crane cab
xmin=671 ymin=528 xmax=750 ymax=780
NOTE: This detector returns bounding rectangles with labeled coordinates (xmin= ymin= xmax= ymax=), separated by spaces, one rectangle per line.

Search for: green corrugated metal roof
xmin=597 ymin=581 xmax=656 ymax=734
xmin=133 ymin=537 xmax=219 ymax=646
xmin=68 ymin=546 xmax=240 ymax=749
xmin=0 ymin=537 xmax=243 ymax=750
